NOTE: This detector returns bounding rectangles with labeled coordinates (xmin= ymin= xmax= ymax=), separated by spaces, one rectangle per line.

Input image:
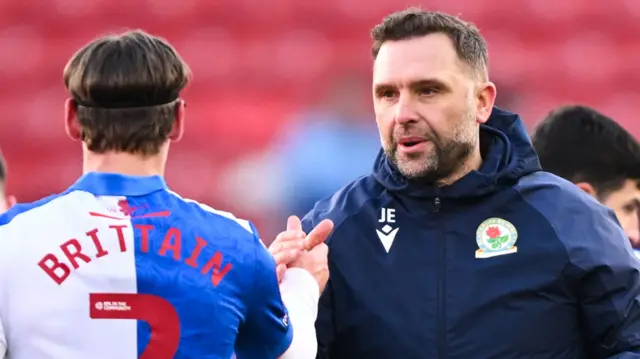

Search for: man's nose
xmin=394 ymin=95 xmax=418 ymax=124
xmin=627 ymin=213 xmax=640 ymax=249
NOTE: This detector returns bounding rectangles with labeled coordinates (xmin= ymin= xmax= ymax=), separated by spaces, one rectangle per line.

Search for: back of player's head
xmin=370 ymin=7 xmax=488 ymax=80
xmin=531 ymin=105 xmax=640 ymax=198
xmin=63 ymin=30 xmax=191 ymax=156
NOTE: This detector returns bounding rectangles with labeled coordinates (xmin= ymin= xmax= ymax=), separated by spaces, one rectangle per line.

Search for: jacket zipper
xmin=433 ymin=195 xmax=445 ymax=359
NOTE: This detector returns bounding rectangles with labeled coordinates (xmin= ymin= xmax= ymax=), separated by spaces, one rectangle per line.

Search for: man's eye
xmin=419 ymin=88 xmax=437 ymax=96
xmin=623 ymin=204 xmax=637 ymax=214
xmin=378 ymin=90 xmax=397 ymax=99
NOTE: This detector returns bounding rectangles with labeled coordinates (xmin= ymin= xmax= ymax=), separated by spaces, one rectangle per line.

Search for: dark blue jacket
xmin=302 ymin=108 xmax=640 ymax=359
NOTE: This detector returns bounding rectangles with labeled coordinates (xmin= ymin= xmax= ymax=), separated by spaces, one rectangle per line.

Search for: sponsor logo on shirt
xmin=94 ymin=300 xmax=131 ymax=312
xmin=89 ymin=199 xmax=170 ymax=220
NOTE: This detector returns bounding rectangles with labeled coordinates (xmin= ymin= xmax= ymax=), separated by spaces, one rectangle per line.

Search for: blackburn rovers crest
xmin=475 ymin=218 xmax=518 ymax=259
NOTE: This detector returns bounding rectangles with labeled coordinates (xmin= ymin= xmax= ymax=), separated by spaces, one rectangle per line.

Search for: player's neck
xmin=83 ymin=151 xmax=167 ymax=177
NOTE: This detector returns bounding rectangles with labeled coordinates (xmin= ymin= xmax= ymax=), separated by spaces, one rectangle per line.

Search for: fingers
xmin=272 ymin=248 xmax=302 ymax=268
xmin=287 ymin=215 xmax=302 ymax=232
xmin=316 ymin=241 xmax=329 ymax=254
xmin=305 ymin=219 xmax=334 ymax=250
xmin=269 ymin=222 xmax=307 ymax=268
xmin=308 ymin=243 xmax=329 ymax=258
xmin=272 ymin=238 xmax=304 ymax=255
xmin=269 ymin=229 xmax=305 ymax=255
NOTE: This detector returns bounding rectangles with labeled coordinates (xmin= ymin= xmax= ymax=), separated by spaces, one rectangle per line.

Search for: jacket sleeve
xmin=301 ymin=211 xmax=337 ymax=359
xmin=565 ymin=206 xmax=640 ymax=358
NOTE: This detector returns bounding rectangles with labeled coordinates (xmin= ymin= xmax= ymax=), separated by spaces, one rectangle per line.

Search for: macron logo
xmin=376 ymin=208 xmax=399 ymax=253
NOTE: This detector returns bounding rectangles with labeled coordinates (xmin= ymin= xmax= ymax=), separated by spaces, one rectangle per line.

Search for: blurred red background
xmin=0 ymin=0 xmax=638 ymax=238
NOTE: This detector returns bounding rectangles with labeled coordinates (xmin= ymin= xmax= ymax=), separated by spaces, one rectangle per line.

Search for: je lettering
xmin=379 ymin=208 xmax=395 ymax=223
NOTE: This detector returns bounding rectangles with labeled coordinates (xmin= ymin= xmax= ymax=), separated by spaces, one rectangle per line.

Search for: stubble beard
xmin=384 ymin=110 xmax=477 ymax=184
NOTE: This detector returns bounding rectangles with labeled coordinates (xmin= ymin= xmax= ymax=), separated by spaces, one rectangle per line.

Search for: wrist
xmin=281 ymin=268 xmax=319 ymax=295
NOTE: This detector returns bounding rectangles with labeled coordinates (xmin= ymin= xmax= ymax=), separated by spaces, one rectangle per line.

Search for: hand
xmin=269 ymin=216 xmax=307 ymax=282
xmin=289 ymin=219 xmax=334 ymax=293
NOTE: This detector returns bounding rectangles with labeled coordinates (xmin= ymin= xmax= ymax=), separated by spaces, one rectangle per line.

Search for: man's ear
xmin=475 ymin=81 xmax=497 ymax=124
xmin=0 ymin=194 xmax=16 ymax=213
xmin=576 ymin=182 xmax=597 ymax=197
xmin=6 ymin=195 xmax=16 ymax=208
xmin=64 ymin=98 xmax=82 ymax=141
xmin=168 ymin=100 xmax=185 ymax=142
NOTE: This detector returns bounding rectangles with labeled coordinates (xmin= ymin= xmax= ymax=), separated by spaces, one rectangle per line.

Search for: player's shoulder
xmin=161 ymin=191 xmax=268 ymax=280
xmin=0 ymin=190 xmax=97 ymax=261
xmin=0 ymin=189 xmax=91 ymax=229
xmin=163 ymin=190 xmax=258 ymax=240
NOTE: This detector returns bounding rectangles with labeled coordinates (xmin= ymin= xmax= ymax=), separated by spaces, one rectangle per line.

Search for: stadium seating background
xmin=0 ymin=0 xmax=638 ymax=240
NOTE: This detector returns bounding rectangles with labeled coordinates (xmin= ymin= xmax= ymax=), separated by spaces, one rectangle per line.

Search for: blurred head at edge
xmin=532 ymin=105 xmax=640 ymax=248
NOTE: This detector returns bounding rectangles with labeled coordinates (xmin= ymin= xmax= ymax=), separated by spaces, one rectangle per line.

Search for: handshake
xmin=268 ymin=216 xmax=334 ymax=293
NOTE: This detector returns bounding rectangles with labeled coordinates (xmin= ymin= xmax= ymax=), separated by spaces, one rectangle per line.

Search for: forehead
xmin=373 ymin=33 xmax=468 ymax=86
xmin=616 ymin=180 xmax=640 ymax=194
xmin=605 ymin=179 xmax=640 ymax=203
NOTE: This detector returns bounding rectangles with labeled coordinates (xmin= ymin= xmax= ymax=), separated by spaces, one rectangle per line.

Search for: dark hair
xmin=532 ymin=105 xmax=640 ymax=198
xmin=371 ymin=7 xmax=488 ymax=79
xmin=63 ymin=30 xmax=191 ymax=155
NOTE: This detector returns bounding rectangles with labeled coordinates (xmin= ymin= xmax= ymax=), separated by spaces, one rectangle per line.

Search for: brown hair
xmin=63 ymin=30 xmax=191 ymax=155
xmin=371 ymin=8 xmax=488 ymax=79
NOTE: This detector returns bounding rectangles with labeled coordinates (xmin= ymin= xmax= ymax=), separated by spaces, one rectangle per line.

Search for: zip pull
xmin=433 ymin=197 xmax=441 ymax=213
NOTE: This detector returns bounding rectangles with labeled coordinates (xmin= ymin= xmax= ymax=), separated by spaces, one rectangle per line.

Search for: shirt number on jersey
xmin=89 ymin=293 xmax=180 ymax=358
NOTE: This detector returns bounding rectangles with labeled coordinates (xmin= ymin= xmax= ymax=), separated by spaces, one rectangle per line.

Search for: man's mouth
xmin=398 ymin=137 xmax=427 ymax=147
xmin=397 ymin=136 xmax=429 ymax=154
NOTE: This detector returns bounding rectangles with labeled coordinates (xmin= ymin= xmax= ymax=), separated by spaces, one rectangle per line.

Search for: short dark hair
xmin=63 ymin=30 xmax=191 ymax=156
xmin=371 ymin=8 xmax=488 ymax=79
xmin=531 ymin=105 xmax=640 ymax=198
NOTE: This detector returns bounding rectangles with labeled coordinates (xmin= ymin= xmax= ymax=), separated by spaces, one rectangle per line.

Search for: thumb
xmin=305 ymin=219 xmax=334 ymax=250
xmin=287 ymin=215 xmax=302 ymax=232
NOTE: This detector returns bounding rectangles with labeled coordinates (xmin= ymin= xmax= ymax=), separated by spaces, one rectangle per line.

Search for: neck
xmin=436 ymin=145 xmax=483 ymax=187
xmin=83 ymin=150 xmax=166 ymax=177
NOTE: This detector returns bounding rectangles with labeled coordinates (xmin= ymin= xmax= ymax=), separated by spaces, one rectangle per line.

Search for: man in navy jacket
xmin=297 ymin=8 xmax=640 ymax=359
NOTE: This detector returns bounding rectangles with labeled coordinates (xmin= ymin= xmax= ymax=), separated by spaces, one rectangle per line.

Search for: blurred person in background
xmin=0 ymin=151 xmax=16 ymax=213
xmin=0 ymin=29 xmax=331 ymax=359
xmin=532 ymin=105 xmax=640 ymax=251
xmin=272 ymin=8 xmax=640 ymax=359
xmin=220 ymin=74 xmax=379 ymax=238
xmin=266 ymin=74 xmax=379 ymax=219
